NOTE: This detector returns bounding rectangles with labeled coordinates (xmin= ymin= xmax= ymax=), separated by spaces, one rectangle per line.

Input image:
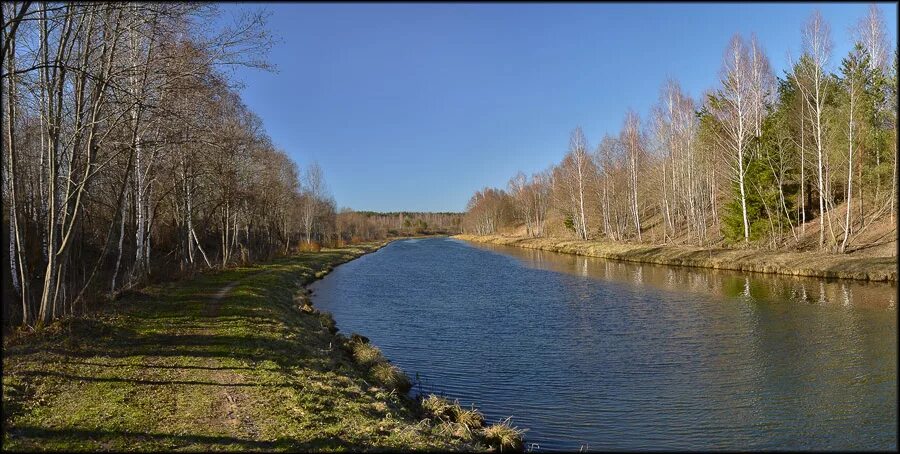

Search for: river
xmin=309 ymin=237 xmax=897 ymax=450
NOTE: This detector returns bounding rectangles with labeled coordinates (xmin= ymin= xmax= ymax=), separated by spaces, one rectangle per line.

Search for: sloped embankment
xmin=454 ymin=234 xmax=897 ymax=282
xmin=2 ymin=242 xmax=520 ymax=451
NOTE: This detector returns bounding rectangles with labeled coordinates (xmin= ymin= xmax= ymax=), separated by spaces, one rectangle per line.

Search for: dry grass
xmin=483 ymin=418 xmax=526 ymax=452
xmin=421 ymin=394 xmax=455 ymax=420
xmin=370 ymin=362 xmax=412 ymax=393
xmin=453 ymin=407 xmax=485 ymax=430
xmin=349 ymin=338 xmax=383 ymax=367
xmin=297 ymin=241 xmax=322 ymax=252
xmin=346 ymin=333 xmax=412 ymax=393
xmin=420 ymin=395 xmax=492 ymax=444
xmin=454 ymin=234 xmax=897 ymax=282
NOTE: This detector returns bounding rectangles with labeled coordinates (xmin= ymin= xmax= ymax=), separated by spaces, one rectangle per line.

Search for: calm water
xmin=310 ymin=237 xmax=898 ymax=451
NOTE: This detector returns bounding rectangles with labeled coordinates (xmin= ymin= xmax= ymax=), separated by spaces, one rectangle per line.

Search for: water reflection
xmin=470 ymin=241 xmax=897 ymax=310
xmin=311 ymin=237 xmax=897 ymax=450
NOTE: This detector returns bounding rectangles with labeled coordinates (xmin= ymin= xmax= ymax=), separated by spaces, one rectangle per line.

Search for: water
xmin=310 ymin=237 xmax=898 ymax=451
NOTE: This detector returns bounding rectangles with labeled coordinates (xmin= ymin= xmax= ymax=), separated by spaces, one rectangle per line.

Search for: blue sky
xmin=218 ymin=3 xmax=897 ymax=212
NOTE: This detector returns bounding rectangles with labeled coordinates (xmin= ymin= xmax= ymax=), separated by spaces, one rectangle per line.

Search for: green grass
xmin=2 ymin=243 xmax=491 ymax=452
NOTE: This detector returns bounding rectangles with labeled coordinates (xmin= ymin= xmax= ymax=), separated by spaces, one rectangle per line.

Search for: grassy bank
xmin=454 ymin=234 xmax=897 ymax=282
xmin=2 ymin=242 xmax=520 ymax=451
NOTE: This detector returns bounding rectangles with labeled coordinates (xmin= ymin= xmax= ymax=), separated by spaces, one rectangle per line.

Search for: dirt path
xmin=200 ymin=272 xmax=272 ymax=443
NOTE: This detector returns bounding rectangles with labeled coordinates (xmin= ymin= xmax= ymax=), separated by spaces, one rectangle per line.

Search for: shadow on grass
xmin=15 ymin=370 xmax=294 ymax=388
xmin=6 ymin=426 xmax=360 ymax=451
xmin=1 ymin=246 xmax=418 ymax=451
xmin=59 ymin=360 xmax=261 ymax=372
xmin=18 ymin=317 xmax=333 ymax=370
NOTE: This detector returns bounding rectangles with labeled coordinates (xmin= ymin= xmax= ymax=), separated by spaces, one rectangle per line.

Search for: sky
xmin=216 ymin=2 xmax=897 ymax=212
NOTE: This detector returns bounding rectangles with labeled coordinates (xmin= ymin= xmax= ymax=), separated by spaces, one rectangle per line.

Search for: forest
xmin=463 ymin=7 xmax=897 ymax=257
xmin=0 ymin=2 xmax=461 ymax=329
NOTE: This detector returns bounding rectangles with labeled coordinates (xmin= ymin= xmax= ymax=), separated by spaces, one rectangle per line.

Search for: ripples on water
xmin=310 ymin=238 xmax=898 ymax=451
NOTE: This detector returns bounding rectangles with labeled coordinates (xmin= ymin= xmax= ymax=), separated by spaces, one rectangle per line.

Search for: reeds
xmin=483 ymin=417 xmax=526 ymax=452
xmin=347 ymin=333 xmax=412 ymax=393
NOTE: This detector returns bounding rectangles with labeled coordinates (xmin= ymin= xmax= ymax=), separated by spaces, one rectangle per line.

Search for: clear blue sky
xmin=218 ymin=2 xmax=897 ymax=212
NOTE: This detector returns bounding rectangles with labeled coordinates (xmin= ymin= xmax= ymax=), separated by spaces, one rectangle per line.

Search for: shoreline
xmin=304 ymin=237 xmax=525 ymax=451
xmin=453 ymin=234 xmax=897 ymax=283
xmin=2 ymin=239 xmax=520 ymax=451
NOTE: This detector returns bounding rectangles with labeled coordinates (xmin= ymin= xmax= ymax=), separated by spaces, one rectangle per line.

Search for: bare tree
xmin=621 ymin=111 xmax=644 ymax=242
xmin=791 ymin=10 xmax=833 ymax=250
xmin=709 ymin=34 xmax=753 ymax=243
xmin=556 ymin=127 xmax=593 ymax=240
xmin=300 ymin=162 xmax=327 ymax=244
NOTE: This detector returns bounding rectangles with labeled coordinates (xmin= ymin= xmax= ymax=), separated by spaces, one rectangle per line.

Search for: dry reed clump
xmin=370 ymin=362 xmax=412 ymax=393
xmin=350 ymin=340 xmax=383 ymax=368
xmin=346 ymin=333 xmax=412 ymax=393
xmin=421 ymin=394 xmax=455 ymax=420
xmin=453 ymin=406 xmax=484 ymax=430
xmin=421 ymin=394 xmax=488 ymax=441
xmin=297 ymin=241 xmax=322 ymax=252
xmin=421 ymin=394 xmax=484 ymax=429
xmin=482 ymin=418 xmax=525 ymax=452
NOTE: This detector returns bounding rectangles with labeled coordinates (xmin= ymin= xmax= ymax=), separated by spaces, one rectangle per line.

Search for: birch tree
xmin=791 ymin=11 xmax=833 ymax=250
xmin=709 ymin=34 xmax=753 ymax=243
xmin=621 ymin=111 xmax=645 ymax=241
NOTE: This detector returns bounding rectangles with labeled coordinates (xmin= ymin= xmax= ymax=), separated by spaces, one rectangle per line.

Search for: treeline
xmin=464 ymin=7 xmax=897 ymax=253
xmin=0 ymin=2 xmax=337 ymax=328
xmin=335 ymin=211 xmax=463 ymax=243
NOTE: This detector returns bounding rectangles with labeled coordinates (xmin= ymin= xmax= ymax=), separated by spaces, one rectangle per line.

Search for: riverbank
xmin=2 ymin=241 xmax=516 ymax=451
xmin=453 ymin=234 xmax=897 ymax=282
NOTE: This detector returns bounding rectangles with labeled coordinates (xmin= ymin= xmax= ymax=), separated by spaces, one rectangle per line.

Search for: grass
xmin=419 ymin=395 xmax=523 ymax=452
xmin=421 ymin=395 xmax=456 ymax=421
xmin=483 ymin=419 xmax=526 ymax=453
xmin=1 ymin=242 xmax=499 ymax=452
xmin=454 ymin=234 xmax=897 ymax=282
xmin=345 ymin=334 xmax=412 ymax=393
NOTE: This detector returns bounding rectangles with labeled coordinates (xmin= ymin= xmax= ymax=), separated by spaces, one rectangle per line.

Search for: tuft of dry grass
xmin=483 ymin=418 xmax=526 ymax=452
xmin=420 ymin=395 xmax=493 ymax=444
xmin=348 ymin=336 xmax=382 ymax=367
xmin=370 ymin=362 xmax=412 ymax=393
xmin=421 ymin=394 xmax=455 ymax=420
xmin=346 ymin=333 xmax=412 ymax=393
xmin=453 ymin=406 xmax=485 ymax=430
